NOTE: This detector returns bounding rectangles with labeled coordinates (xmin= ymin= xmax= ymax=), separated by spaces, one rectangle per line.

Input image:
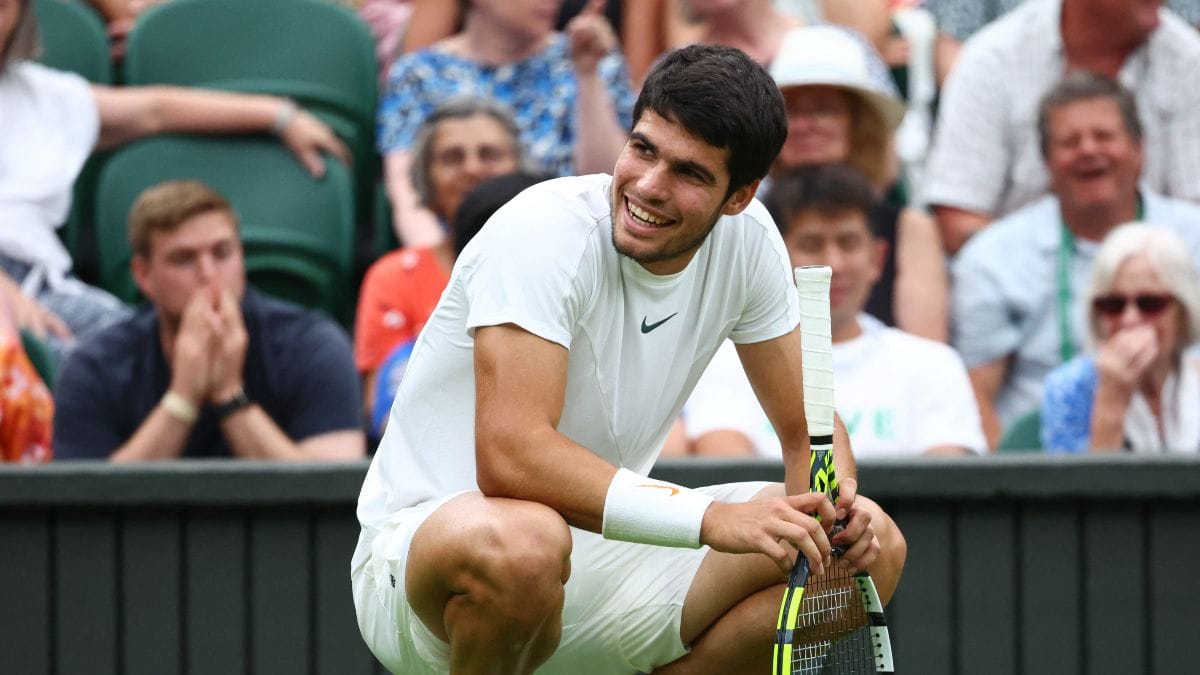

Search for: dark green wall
xmin=1 ymin=456 xmax=1197 ymax=674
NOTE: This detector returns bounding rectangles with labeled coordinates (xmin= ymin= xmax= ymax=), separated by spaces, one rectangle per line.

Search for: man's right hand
xmin=699 ymin=494 xmax=836 ymax=577
xmin=168 ymin=290 xmax=219 ymax=406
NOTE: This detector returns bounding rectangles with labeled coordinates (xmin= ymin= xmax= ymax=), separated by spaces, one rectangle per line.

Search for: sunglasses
xmin=1091 ymin=293 xmax=1175 ymax=317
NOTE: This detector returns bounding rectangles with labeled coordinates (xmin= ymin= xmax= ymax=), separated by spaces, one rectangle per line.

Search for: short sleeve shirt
xmin=923 ymin=0 xmax=1200 ymax=218
xmin=0 ymin=61 xmax=98 ymax=275
xmin=52 ymin=290 xmax=363 ymax=458
xmin=356 ymin=174 xmax=800 ymax=530
xmin=353 ymin=247 xmax=449 ymax=373
xmin=950 ymin=190 xmax=1200 ymax=426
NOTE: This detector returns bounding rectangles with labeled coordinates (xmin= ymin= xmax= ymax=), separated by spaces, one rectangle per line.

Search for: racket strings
xmin=790 ymin=562 xmax=877 ymax=674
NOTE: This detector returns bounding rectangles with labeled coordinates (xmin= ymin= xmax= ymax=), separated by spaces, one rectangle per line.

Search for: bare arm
xmin=733 ymin=328 xmax=857 ymax=494
xmin=692 ymin=429 xmax=756 ymax=457
xmin=933 ymin=204 xmax=991 ymax=256
xmin=383 ymin=150 xmax=446 ymax=248
xmin=473 ymin=323 xmax=619 ymax=531
xmin=922 ymin=445 xmax=974 ymax=457
xmin=401 ymin=0 xmax=461 ymax=54
xmin=620 ymin=0 xmax=667 ymax=86
xmin=967 ymin=358 xmax=1008 ymax=450
xmin=893 ymin=207 xmax=948 ymax=342
xmin=567 ymin=0 xmax=629 ymax=175
xmin=934 ymin=32 xmax=963 ymax=87
xmin=477 ymin=323 xmax=837 ymax=573
xmin=219 ymin=407 xmax=365 ymax=461
xmin=91 ymin=85 xmax=350 ymax=176
xmin=110 ymin=402 xmax=193 ymax=462
xmin=821 ymin=0 xmax=893 ymax=56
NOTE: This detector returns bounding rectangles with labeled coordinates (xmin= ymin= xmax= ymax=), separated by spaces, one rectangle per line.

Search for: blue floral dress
xmin=376 ymin=34 xmax=635 ymax=177
xmin=1040 ymin=355 xmax=1098 ymax=453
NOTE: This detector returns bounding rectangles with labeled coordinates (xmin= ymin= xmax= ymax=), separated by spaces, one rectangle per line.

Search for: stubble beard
xmin=609 ymin=204 xmax=723 ymax=268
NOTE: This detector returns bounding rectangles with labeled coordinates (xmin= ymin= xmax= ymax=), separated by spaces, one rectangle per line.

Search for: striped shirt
xmin=923 ymin=0 xmax=1200 ymax=219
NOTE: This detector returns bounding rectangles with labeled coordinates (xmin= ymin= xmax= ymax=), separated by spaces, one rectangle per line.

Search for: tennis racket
xmin=772 ymin=265 xmax=894 ymax=675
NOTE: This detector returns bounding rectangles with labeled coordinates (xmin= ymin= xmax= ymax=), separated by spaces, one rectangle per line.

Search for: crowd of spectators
xmin=4 ymin=0 xmax=1200 ymax=461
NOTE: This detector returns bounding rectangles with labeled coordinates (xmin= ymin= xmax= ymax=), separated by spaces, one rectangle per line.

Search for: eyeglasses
xmin=1091 ymin=293 xmax=1175 ymax=317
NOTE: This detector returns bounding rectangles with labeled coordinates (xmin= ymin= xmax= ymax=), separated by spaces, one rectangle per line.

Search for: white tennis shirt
xmin=356 ymin=174 xmax=800 ymax=531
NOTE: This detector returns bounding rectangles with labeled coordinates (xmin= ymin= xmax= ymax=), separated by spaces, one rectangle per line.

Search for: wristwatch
xmin=213 ymin=388 xmax=253 ymax=420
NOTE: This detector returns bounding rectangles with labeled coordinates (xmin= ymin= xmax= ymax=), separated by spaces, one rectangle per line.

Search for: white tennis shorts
xmin=351 ymin=481 xmax=771 ymax=674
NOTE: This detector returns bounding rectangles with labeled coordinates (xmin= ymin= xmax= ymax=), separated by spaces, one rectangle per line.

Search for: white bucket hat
xmin=769 ymin=25 xmax=907 ymax=132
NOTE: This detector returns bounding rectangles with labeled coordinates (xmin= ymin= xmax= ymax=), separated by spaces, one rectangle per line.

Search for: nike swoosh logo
xmin=636 ymin=484 xmax=680 ymax=496
xmin=640 ymin=312 xmax=678 ymax=334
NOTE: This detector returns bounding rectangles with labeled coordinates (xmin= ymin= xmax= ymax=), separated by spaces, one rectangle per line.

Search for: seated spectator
xmin=928 ymin=0 xmax=1200 ymax=87
xmin=685 ymin=164 xmax=985 ymax=458
xmin=769 ymin=25 xmax=948 ymax=341
xmin=357 ymin=158 xmax=555 ymax=434
xmin=378 ymin=0 xmax=634 ymax=248
xmin=924 ymin=0 xmax=1200 ymax=253
xmin=952 ymin=72 xmax=1200 ymax=448
xmin=365 ymin=171 xmax=552 ymax=437
xmin=52 ymin=181 xmax=365 ymax=461
xmin=1 ymin=0 xmax=349 ymax=354
xmin=1042 ymin=224 xmax=1200 ymax=453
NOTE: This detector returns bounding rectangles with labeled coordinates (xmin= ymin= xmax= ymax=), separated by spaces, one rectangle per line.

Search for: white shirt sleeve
xmin=728 ymin=203 xmax=801 ymax=344
xmin=461 ymin=195 xmax=593 ymax=349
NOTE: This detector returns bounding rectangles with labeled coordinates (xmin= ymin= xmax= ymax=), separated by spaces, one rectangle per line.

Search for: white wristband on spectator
xmin=270 ymin=100 xmax=298 ymax=135
xmin=601 ymin=468 xmax=714 ymax=548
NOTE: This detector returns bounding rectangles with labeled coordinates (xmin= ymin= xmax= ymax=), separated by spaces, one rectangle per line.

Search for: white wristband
xmin=601 ymin=468 xmax=714 ymax=548
xmin=161 ymin=391 xmax=198 ymax=424
xmin=270 ymin=100 xmax=298 ymax=135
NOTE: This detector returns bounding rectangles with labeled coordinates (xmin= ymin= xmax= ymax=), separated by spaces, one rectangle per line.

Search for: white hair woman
xmin=1041 ymin=224 xmax=1200 ymax=453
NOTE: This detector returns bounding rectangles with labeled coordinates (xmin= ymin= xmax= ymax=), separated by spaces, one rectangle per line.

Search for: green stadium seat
xmin=122 ymin=0 xmax=378 ymax=228
xmin=93 ymin=134 xmax=355 ymax=322
xmin=20 ymin=329 xmax=60 ymax=391
xmin=34 ymin=0 xmax=111 ymax=85
xmin=997 ymin=409 xmax=1043 ymax=453
xmin=35 ymin=0 xmax=113 ymax=283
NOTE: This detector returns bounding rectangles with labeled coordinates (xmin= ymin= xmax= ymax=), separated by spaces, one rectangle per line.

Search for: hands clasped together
xmin=169 ymin=285 xmax=248 ymax=412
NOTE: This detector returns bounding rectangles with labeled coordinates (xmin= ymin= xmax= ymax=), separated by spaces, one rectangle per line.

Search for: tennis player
xmin=352 ymin=44 xmax=907 ymax=674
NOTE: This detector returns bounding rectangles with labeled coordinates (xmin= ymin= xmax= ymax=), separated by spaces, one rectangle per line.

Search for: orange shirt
xmin=354 ymin=247 xmax=450 ymax=373
xmin=0 ymin=332 xmax=52 ymax=463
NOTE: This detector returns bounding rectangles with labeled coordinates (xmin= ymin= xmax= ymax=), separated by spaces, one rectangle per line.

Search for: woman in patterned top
xmin=1041 ymin=224 xmax=1200 ymax=454
xmin=377 ymin=0 xmax=635 ymax=249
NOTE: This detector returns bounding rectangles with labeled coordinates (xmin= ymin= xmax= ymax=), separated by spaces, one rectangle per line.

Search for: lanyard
xmin=1056 ymin=195 xmax=1144 ymax=363
xmin=1056 ymin=226 xmax=1076 ymax=363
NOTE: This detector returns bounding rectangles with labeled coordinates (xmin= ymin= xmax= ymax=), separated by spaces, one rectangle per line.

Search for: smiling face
xmin=778 ymin=85 xmax=854 ymax=169
xmin=610 ymin=110 xmax=758 ymax=275
xmin=427 ymin=113 xmax=521 ymax=222
xmin=1045 ymin=97 xmax=1144 ymax=218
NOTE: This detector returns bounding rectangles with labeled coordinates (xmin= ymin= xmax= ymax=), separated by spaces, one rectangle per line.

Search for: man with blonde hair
xmin=53 ymin=180 xmax=365 ymax=461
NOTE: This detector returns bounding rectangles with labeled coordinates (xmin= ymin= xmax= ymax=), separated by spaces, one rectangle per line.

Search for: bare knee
xmin=858 ymin=496 xmax=906 ymax=605
xmin=450 ymin=501 xmax=572 ymax=634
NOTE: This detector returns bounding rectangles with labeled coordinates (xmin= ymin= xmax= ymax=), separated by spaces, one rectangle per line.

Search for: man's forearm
xmin=219 ymin=405 xmax=308 ymax=460
xmin=110 ymin=401 xmax=193 ymax=462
